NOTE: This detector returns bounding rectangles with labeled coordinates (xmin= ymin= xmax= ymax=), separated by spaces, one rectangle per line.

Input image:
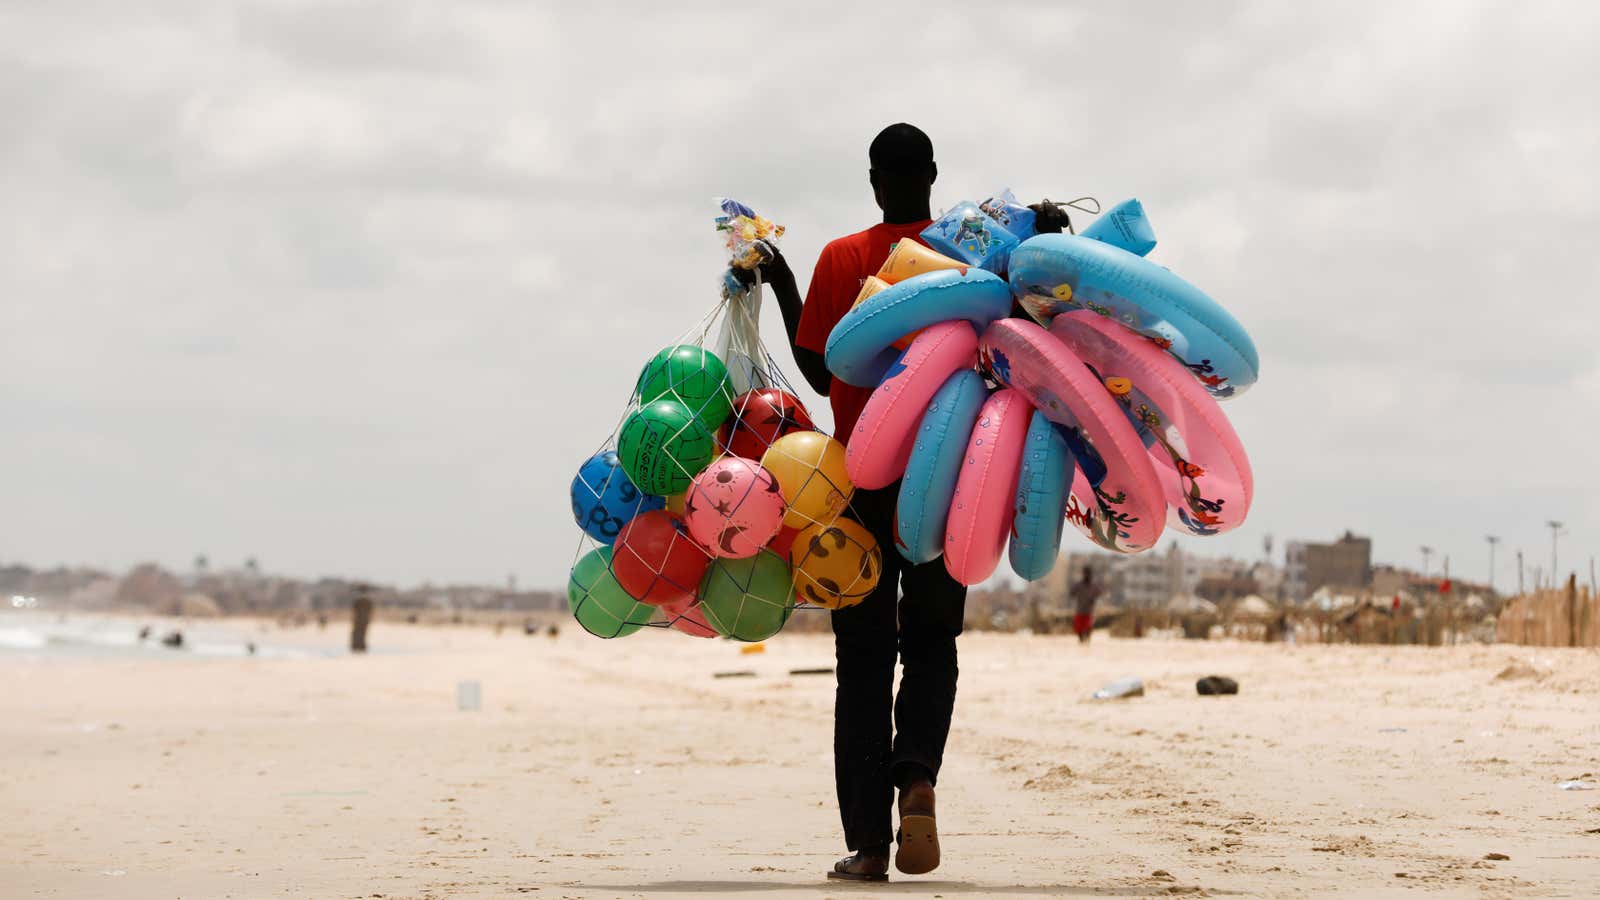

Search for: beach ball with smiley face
xmin=684 ymin=457 xmax=786 ymax=558
xmin=789 ymin=518 xmax=882 ymax=609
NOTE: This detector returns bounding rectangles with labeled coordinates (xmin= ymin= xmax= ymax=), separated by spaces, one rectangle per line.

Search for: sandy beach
xmin=3 ymin=619 xmax=1597 ymax=899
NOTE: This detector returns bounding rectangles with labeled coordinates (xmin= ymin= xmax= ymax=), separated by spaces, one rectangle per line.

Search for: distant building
xmin=1116 ymin=544 xmax=1191 ymax=608
xmin=1285 ymin=531 xmax=1372 ymax=601
xmin=1008 ymin=544 xmax=1286 ymax=619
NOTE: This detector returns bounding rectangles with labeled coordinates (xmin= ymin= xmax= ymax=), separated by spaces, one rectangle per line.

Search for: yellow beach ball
xmin=790 ymin=518 xmax=882 ymax=609
xmin=760 ymin=431 xmax=853 ymax=530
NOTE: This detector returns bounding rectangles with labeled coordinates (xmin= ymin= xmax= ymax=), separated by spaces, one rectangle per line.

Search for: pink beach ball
xmin=684 ymin=457 xmax=786 ymax=558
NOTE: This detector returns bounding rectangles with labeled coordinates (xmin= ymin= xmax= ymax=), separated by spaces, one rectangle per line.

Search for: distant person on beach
xmin=1071 ymin=567 xmax=1102 ymax=644
xmin=350 ymin=585 xmax=373 ymax=653
xmin=752 ymin=123 xmax=1071 ymax=882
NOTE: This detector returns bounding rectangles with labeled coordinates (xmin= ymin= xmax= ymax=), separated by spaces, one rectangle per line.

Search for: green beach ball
xmin=636 ymin=345 xmax=735 ymax=430
xmin=567 ymin=546 xmax=653 ymax=638
xmin=699 ymin=549 xmax=796 ymax=642
xmin=617 ymin=399 xmax=716 ymax=496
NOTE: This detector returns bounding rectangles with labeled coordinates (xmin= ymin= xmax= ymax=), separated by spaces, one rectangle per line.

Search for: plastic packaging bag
xmin=713 ymin=198 xmax=787 ymax=393
xmin=715 ymin=197 xmax=786 ymax=270
xmin=715 ymin=273 xmax=766 ymax=395
xmin=1092 ymin=676 xmax=1146 ymax=699
xmin=979 ymin=189 xmax=1037 ymax=240
xmin=921 ymin=200 xmax=1020 ymax=273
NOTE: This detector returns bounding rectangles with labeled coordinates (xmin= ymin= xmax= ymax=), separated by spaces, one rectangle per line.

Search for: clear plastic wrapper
xmin=979 ymin=189 xmax=1037 ymax=240
xmin=920 ymin=200 xmax=1020 ymax=273
xmin=715 ymin=197 xmax=786 ymax=270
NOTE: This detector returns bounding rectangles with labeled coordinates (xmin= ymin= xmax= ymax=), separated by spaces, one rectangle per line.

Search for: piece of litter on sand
xmin=1093 ymin=677 xmax=1145 ymax=700
xmin=713 ymin=670 xmax=757 ymax=678
xmin=1195 ymin=675 xmax=1238 ymax=695
xmin=101 ymin=870 xmax=126 ymax=877
xmin=1556 ymin=780 xmax=1595 ymax=791
xmin=1378 ymin=727 xmax=1408 ymax=733
xmin=1483 ymin=852 xmax=1510 ymax=861
xmin=788 ymin=667 xmax=833 ymax=676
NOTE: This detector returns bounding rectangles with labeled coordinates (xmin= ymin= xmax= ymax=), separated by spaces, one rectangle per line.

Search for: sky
xmin=3 ymin=1 xmax=1597 ymax=591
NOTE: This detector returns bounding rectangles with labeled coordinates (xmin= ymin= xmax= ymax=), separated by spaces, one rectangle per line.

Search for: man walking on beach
xmin=754 ymin=124 xmax=1067 ymax=881
xmin=1072 ymin=567 xmax=1102 ymax=644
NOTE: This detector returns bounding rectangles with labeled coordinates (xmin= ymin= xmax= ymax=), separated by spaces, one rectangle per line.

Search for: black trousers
xmin=832 ymin=485 xmax=967 ymax=850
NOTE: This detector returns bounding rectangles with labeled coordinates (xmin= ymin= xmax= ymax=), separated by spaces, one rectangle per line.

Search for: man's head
xmin=1081 ymin=566 xmax=1094 ymax=582
xmin=869 ymin=123 xmax=936 ymax=216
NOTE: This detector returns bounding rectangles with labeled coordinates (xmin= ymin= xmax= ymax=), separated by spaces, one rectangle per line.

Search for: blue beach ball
xmin=570 ymin=450 xmax=664 ymax=543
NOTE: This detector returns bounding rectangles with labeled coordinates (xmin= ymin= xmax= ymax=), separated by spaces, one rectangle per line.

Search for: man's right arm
xmin=760 ymin=250 xmax=832 ymax=397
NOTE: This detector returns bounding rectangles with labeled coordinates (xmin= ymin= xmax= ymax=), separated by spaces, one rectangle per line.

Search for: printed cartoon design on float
xmin=1104 ymin=379 xmax=1227 ymax=536
xmin=953 ymin=212 xmax=993 ymax=254
xmin=1065 ymin=484 xmax=1141 ymax=552
xmin=1055 ymin=422 xmax=1143 ymax=553
xmin=1183 ymin=358 xmax=1231 ymax=397
xmin=1048 ymin=309 xmax=1252 ymax=538
xmin=977 ymin=344 xmax=1011 ymax=385
xmin=1018 ymin=281 xmax=1239 ymax=399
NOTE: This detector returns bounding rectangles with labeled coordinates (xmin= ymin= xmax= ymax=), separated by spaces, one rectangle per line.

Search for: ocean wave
xmin=0 ymin=627 xmax=48 ymax=650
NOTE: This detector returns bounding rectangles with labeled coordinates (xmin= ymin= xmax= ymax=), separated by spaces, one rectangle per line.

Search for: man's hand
xmin=1028 ymin=200 xmax=1073 ymax=235
xmin=730 ymin=243 xmax=794 ymax=288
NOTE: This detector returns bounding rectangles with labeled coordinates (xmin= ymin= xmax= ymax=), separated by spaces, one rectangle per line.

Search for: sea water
xmin=0 ymin=610 xmax=338 ymax=661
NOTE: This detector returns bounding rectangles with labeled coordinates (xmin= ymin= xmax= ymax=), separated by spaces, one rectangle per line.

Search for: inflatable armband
xmin=1080 ymin=198 xmax=1156 ymax=257
xmin=979 ymin=189 xmax=1037 ymax=240
xmin=922 ymin=201 xmax=1020 ymax=273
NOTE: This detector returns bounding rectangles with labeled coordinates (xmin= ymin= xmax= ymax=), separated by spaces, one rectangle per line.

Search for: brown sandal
xmin=827 ymin=852 xmax=889 ymax=882
xmin=895 ymin=780 xmax=940 ymax=875
xmin=894 ymin=816 xmax=940 ymax=875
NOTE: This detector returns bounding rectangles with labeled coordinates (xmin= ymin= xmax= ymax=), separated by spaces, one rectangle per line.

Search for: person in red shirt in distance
xmin=752 ymin=124 xmax=1070 ymax=882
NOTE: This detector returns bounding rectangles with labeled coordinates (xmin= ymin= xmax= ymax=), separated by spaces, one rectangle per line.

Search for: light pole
xmin=1485 ymin=535 xmax=1500 ymax=593
xmin=1516 ymin=549 xmax=1524 ymax=594
xmin=1420 ymin=546 xmax=1434 ymax=580
xmin=1546 ymin=520 xmax=1565 ymax=585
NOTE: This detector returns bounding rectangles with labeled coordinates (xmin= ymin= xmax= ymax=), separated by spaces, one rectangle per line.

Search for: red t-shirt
xmin=795 ymin=220 xmax=933 ymax=443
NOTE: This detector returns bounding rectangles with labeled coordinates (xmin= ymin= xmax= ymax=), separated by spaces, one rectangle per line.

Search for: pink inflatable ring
xmin=977 ymin=318 xmax=1166 ymax=553
xmin=1050 ymin=311 xmax=1252 ymax=536
xmin=847 ymin=320 xmax=979 ymax=491
xmin=943 ymin=388 xmax=1029 ymax=585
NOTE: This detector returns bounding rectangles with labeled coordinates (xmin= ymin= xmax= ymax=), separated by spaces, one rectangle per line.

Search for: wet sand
xmin=3 ymin=621 xmax=1597 ymax=898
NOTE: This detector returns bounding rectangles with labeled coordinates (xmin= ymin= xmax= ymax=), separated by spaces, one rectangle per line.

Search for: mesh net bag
xmin=566 ymin=200 xmax=880 ymax=640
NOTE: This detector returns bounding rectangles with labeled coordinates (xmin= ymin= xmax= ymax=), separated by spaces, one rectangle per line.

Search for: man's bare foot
xmin=827 ymin=846 xmax=889 ymax=882
xmin=895 ymin=780 xmax=940 ymax=875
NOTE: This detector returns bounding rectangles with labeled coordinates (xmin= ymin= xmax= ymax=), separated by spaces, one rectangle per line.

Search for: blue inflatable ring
xmin=826 ymin=267 xmax=1012 ymax=388
xmin=1008 ymin=234 xmax=1259 ymax=398
xmin=1008 ymin=408 xmax=1075 ymax=581
xmin=894 ymin=369 xmax=989 ymax=564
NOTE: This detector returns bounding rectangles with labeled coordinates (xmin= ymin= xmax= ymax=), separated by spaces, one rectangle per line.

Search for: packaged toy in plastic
xmin=978 ymin=189 xmax=1037 ymax=240
xmin=921 ymin=200 xmax=1020 ymax=273
xmin=715 ymin=197 xmax=786 ymax=270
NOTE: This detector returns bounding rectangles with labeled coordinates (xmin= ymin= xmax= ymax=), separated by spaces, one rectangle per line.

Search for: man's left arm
xmin=748 ymin=250 xmax=831 ymax=396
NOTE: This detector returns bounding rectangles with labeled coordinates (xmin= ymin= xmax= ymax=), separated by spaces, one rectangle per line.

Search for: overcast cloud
xmin=3 ymin=1 xmax=1597 ymax=589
